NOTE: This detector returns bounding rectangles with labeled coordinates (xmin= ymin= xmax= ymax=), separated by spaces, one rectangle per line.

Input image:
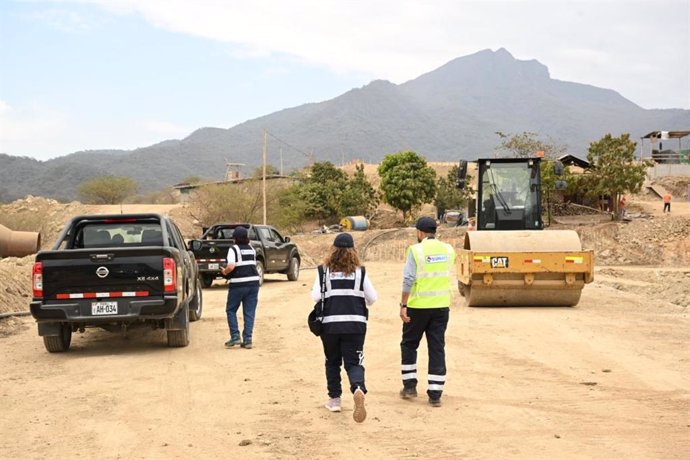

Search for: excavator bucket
xmin=457 ymin=230 xmax=593 ymax=307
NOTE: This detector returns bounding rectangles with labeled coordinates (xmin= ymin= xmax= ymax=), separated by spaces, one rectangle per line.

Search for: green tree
xmin=378 ymin=151 xmax=437 ymax=221
xmin=275 ymin=184 xmax=310 ymax=231
xmin=539 ymin=158 xmax=576 ymax=225
xmin=434 ymin=165 xmax=473 ymax=220
xmin=299 ymin=162 xmax=349 ymax=222
xmin=340 ymin=163 xmax=380 ymax=217
xmin=495 ymin=131 xmax=567 ymax=158
xmin=584 ymin=133 xmax=650 ymax=220
xmin=78 ymin=176 xmax=138 ymax=204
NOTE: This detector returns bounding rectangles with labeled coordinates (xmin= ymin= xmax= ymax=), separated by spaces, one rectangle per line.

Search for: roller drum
xmin=461 ymin=230 xmax=588 ymax=307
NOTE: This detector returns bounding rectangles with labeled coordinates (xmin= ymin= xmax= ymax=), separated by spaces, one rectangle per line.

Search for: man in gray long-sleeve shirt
xmin=399 ymin=217 xmax=455 ymax=407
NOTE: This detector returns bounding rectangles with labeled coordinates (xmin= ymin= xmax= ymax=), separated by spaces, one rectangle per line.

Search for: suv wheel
xmin=256 ymin=260 xmax=265 ymax=286
xmin=287 ymin=257 xmax=300 ymax=281
xmin=201 ymin=274 xmax=214 ymax=288
xmin=43 ymin=323 xmax=72 ymax=353
xmin=167 ymin=306 xmax=190 ymax=347
xmin=189 ymin=280 xmax=203 ymax=322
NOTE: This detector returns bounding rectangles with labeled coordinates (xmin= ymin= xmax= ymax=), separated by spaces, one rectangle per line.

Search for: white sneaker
xmin=325 ymin=397 xmax=341 ymax=412
xmin=353 ymin=388 xmax=366 ymax=423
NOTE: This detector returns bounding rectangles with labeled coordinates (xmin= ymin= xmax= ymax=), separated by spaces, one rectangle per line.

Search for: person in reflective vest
xmin=221 ymin=226 xmax=261 ymax=349
xmin=399 ymin=216 xmax=455 ymax=407
xmin=310 ymin=233 xmax=377 ymax=423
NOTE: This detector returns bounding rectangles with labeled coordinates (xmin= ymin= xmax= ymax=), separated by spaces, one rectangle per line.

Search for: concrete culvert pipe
xmin=0 ymin=224 xmax=41 ymax=258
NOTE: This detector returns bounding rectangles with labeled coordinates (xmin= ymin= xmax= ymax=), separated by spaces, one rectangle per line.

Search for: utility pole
xmin=280 ymin=147 xmax=283 ymax=176
xmin=262 ymin=129 xmax=267 ymax=225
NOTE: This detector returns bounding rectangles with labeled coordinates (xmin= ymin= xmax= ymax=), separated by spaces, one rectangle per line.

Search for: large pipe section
xmin=0 ymin=224 xmax=41 ymax=257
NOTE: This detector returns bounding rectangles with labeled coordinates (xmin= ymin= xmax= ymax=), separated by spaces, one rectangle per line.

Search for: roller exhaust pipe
xmin=0 ymin=224 xmax=41 ymax=258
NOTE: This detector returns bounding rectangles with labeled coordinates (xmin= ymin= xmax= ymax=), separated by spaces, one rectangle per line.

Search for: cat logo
xmin=490 ymin=257 xmax=509 ymax=269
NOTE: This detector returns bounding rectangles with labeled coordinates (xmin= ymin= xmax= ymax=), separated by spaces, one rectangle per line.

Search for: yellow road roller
xmin=456 ymin=157 xmax=593 ymax=307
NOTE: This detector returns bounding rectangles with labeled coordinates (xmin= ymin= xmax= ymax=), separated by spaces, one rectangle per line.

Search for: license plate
xmin=208 ymin=263 xmax=219 ymax=270
xmin=92 ymin=301 xmax=118 ymax=315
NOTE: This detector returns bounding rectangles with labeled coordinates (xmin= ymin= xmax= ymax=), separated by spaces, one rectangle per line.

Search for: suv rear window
xmin=76 ymin=223 xmax=163 ymax=248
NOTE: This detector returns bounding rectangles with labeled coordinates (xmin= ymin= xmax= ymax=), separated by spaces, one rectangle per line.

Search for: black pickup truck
xmin=188 ymin=223 xmax=301 ymax=287
xmin=30 ymin=214 xmax=203 ymax=352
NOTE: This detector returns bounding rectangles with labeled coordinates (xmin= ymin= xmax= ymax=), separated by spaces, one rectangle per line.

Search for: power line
xmin=265 ymin=130 xmax=313 ymax=160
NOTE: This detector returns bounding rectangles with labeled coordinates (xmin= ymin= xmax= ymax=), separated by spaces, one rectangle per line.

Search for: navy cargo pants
xmin=400 ymin=307 xmax=449 ymax=400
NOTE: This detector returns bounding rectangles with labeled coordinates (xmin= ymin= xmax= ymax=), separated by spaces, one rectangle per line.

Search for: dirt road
xmin=1 ymin=262 xmax=689 ymax=459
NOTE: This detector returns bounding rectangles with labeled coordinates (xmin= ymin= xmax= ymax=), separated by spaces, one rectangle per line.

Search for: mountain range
xmin=1 ymin=48 xmax=688 ymax=202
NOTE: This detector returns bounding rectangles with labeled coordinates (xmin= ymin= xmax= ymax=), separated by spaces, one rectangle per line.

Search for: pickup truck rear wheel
xmin=201 ymin=274 xmax=214 ymax=288
xmin=167 ymin=307 xmax=190 ymax=347
xmin=43 ymin=323 xmax=72 ymax=353
xmin=189 ymin=281 xmax=203 ymax=322
xmin=287 ymin=257 xmax=300 ymax=281
xmin=256 ymin=260 xmax=265 ymax=286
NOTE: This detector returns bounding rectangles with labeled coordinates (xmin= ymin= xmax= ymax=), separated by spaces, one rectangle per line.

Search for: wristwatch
xmin=399 ymin=303 xmax=407 ymax=308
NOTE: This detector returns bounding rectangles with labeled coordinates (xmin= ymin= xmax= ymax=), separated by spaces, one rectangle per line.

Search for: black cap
xmin=333 ymin=232 xmax=354 ymax=248
xmin=415 ymin=216 xmax=437 ymax=233
xmin=233 ymin=226 xmax=248 ymax=238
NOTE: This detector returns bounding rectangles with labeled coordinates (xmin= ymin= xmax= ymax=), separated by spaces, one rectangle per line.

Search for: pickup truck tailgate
xmin=38 ymin=247 xmax=175 ymax=299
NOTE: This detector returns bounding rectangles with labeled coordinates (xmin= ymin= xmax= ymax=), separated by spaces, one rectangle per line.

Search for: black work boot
xmin=399 ymin=387 xmax=418 ymax=399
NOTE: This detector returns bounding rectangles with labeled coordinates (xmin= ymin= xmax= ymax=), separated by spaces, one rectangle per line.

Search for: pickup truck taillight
xmin=163 ymin=257 xmax=177 ymax=293
xmin=32 ymin=262 xmax=43 ymax=298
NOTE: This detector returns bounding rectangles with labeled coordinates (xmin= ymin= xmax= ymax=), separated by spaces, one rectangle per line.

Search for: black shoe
xmin=399 ymin=387 xmax=418 ymax=399
xmin=241 ymin=341 xmax=252 ymax=349
xmin=429 ymin=397 xmax=442 ymax=407
xmin=224 ymin=337 xmax=241 ymax=348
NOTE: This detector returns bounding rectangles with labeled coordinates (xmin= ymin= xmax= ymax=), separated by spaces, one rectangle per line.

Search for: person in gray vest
xmin=310 ymin=233 xmax=377 ymax=423
xmin=221 ymin=226 xmax=261 ymax=349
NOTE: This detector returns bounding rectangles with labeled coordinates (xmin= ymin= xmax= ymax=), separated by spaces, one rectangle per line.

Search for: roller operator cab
xmin=474 ymin=157 xmax=544 ymax=231
xmin=456 ymin=158 xmax=594 ymax=307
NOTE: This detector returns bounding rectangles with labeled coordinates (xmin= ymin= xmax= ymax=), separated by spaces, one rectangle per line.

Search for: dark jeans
xmin=320 ymin=333 xmax=366 ymax=398
xmin=225 ymin=284 xmax=259 ymax=343
xmin=664 ymin=203 xmax=671 ymax=212
xmin=401 ymin=307 xmax=449 ymax=400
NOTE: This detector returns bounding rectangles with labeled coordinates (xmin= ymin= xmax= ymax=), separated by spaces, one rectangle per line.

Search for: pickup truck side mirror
xmin=284 ymin=236 xmax=291 ymax=243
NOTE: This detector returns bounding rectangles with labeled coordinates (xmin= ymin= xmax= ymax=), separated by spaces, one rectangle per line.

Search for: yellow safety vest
xmin=408 ymin=238 xmax=455 ymax=309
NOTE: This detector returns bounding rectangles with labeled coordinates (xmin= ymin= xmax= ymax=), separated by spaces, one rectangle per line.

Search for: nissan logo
xmin=96 ymin=266 xmax=109 ymax=278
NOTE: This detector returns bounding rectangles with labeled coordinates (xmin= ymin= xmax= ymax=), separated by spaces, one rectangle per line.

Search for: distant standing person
xmin=663 ymin=192 xmax=672 ymax=212
xmin=221 ymin=226 xmax=260 ymax=349
xmin=311 ymin=233 xmax=377 ymax=423
xmin=399 ymin=217 xmax=455 ymax=407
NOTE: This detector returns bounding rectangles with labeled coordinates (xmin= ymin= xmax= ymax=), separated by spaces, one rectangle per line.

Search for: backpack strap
xmin=317 ymin=265 xmax=326 ymax=318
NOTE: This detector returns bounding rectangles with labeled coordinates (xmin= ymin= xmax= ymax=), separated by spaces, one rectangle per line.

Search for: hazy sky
xmin=1 ymin=0 xmax=689 ymax=160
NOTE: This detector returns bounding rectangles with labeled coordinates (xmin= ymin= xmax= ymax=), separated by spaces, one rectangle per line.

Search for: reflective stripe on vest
xmin=408 ymin=238 xmax=455 ymax=309
xmin=228 ymin=244 xmax=259 ymax=284
xmin=322 ymin=266 xmax=368 ymax=333
xmin=322 ymin=314 xmax=367 ymax=324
